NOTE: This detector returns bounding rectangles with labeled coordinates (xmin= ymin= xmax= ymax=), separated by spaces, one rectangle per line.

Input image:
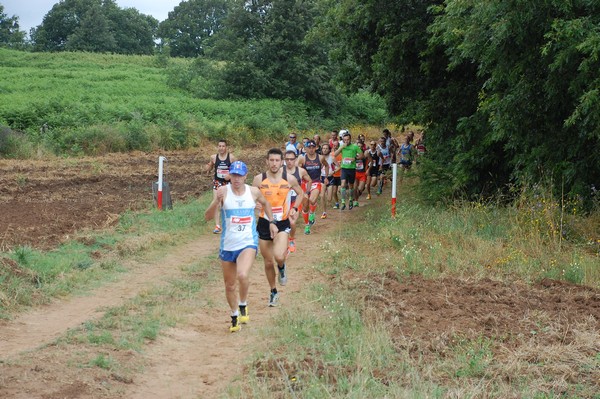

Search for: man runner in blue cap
xmin=205 ymin=161 xmax=277 ymax=333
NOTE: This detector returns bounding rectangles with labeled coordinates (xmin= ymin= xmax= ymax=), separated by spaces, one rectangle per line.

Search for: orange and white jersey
xmin=258 ymin=171 xmax=292 ymax=221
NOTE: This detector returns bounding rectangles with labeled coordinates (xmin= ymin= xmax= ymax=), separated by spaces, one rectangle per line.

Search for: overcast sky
xmin=2 ymin=0 xmax=183 ymax=34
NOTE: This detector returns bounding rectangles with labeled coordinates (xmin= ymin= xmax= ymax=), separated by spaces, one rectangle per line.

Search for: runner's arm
xmin=288 ymin=176 xmax=303 ymax=214
xmin=356 ymin=148 xmax=364 ymax=160
xmin=301 ymin=169 xmax=311 ymax=184
xmin=205 ymin=154 xmax=215 ymax=176
xmin=204 ymin=185 xmax=226 ymax=220
xmin=320 ymin=155 xmax=330 ymax=180
xmin=252 ymin=187 xmax=278 ymax=238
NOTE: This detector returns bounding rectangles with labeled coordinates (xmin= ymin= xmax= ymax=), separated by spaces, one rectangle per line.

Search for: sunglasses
xmin=289 ymin=136 xmax=296 ymax=139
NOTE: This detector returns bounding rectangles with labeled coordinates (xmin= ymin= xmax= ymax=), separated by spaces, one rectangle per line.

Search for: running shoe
xmin=308 ymin=213 xmax=315 ymax=226
xmin=288 ymin=239 xmax=296 ymax=253
xmin=278 ymin=264 xmax=288 ymax=285
xmin=341 ymin=203 xmax=346 ymax=210
xmin=333 ymin=203 xmax=339 ymax=209
xmin=213 ymin=225 xmax=222 ymax=234
xmin=376 ymin=189 xmax=382 ymax=195
xmin=348 ymin=202 xmax=353 ymax=210
xmin=304 ymin=225 xmax=311 ymax=235
xmin=269 ymin=291 xmax=280 ymax=307
xmin=353 ymin=200 xmax=359 ymax=207
xmin=230 ymin=315 xmax=241 ymax=332
xmin=321 ymin=212 xmax=327 ymax=219
xmin=367 ymin=194 xmax=372 ymax=200
xmin=239 ymin=305 xmax=249 ymax=324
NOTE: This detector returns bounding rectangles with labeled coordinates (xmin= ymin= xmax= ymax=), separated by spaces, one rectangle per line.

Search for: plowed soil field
xmin=0 ymin=147 xmax=266 ymax=250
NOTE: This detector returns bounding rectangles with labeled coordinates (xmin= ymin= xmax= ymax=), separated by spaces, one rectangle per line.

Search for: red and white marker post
xmin=157 ymin=156 xmax=166 ymax=210
xmin=391 ymin=163 xmax=397 ymax=217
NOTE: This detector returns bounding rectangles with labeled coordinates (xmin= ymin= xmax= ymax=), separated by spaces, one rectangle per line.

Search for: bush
xmin=0 ymin=126 xmax=35 ymax=158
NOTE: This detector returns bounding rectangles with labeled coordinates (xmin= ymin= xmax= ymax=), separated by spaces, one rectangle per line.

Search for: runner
xmin=284 ymin=132 xmax=302 ymax=156
xmin=319 ymin=142 xmax=338 ymax=219
xmin=252 ymin=148 xmax=304 ymax=307
xmin=313 ymin=134 xmax=322 ymax=155
xmin=398 ymin=132 xmax=415 ymax=183
xmin=352 ymin=135 xmax=367 ymax=207
xmin=205 ymin=139 xmax=236 ymax=234
xmin=365 ymin=139 xmax=382 ymax=200
xmin=328 ymin=130 xmax=339 ymax=149
xmin=204 ymin=161 xmax=277 ymax=333
xmin=331 ymin=140 xmax=342 ymax=209
xmin=383 ymin=128 xmax=399 ymax=163
xmin=297 ymin=140 xmax=329 ymax=234
xmin=377 ymin=136 xmax=392 ymax=195
xmin=333 ymin=131 xmax=363 ymax=210
xmin=284 ymin=150 xmax=310 ymax=253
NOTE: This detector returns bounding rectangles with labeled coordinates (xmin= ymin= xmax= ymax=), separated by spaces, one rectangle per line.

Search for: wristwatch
xmin=270 ymin=219 xmax=277 ymax=225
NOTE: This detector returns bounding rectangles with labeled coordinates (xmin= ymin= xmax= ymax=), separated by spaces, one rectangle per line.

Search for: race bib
xmin=356 ymin=160 xmax=364 ymax=169
xmin=217 ymin=169 xmax=229 ymax=179
xmin=342 ymin=157 xmax=353 ymax=165
xmin=272 ymin=206 xmax=284 ymax=221
xmin=230 ymin=216 xmax=251 ymax=232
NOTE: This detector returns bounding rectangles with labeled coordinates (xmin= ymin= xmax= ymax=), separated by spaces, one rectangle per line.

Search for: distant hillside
xmin=0 ymin=48 xmax=388 ymax=157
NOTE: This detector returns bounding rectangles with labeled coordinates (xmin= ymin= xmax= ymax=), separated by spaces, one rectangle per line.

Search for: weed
xmin=89 ymin=354 xmax=113 ymax=370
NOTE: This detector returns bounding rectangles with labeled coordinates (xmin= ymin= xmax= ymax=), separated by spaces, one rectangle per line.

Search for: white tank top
xmin=220 ymin=184 xmax=258 ymax=251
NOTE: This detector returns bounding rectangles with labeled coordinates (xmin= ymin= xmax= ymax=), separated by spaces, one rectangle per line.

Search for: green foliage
xmin=328 ymin=0 xmax=600 ymax=205
xmin=31 ymin=0 xmax=158 ymax=55
xmin=157 ymin=0 xmax=231 ymax=58
xmin=0 ymin=48 xmax=388 ymax=157
xmin=0 ymin=5 xmax=26 ymax=48
xmin=208 ymin=0 xmax=339 ymax=111
xmin=89 ymin=353 xmax=113 ymax=369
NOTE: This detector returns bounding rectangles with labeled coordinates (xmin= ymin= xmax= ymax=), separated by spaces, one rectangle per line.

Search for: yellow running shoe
xmin=230 ymin=315 xmax=241 ymax=332
xmin=239 ymin=306 xmax=249 ymax=324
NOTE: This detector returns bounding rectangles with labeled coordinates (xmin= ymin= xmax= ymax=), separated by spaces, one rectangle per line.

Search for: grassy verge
xmin=230 ymin=175 xmax=599 ymax=398
xmin=0 ymin=194 xmax=212 ymax=320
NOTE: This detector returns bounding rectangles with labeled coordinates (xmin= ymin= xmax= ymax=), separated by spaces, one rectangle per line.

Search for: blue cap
xmin=229 ymin=161 xmax=248 ymax=176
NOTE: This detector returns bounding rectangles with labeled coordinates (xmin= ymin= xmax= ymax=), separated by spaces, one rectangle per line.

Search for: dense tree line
xmin=1 ymin=0 xmax=598 ymax=203
xmin=327 ymin=0 xmax=599 ymax=204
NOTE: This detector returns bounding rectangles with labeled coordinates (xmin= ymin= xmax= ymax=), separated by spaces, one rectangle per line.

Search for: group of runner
xmin=204 ymin=129 xmax=423 ymax=332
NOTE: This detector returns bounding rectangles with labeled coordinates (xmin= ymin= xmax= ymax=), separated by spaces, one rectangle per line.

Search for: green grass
xmin=0 ymin=48 xmax=389 ymax=157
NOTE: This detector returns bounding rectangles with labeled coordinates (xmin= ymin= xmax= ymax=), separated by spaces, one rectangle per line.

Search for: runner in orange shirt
xmin=252 ymin=148 xmax=304 ymax=307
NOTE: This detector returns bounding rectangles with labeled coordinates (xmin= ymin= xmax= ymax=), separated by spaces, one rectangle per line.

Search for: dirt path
xmin=0 ymin=238 xmax=218 ymax=359
xmin=112 ymin=205 xmax=349 ymax=398
xmin=0 ymin=192 xmax=359 ymax=398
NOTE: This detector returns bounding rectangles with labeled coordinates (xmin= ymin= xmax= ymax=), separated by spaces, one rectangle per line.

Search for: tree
xmin=65 ymin=3 xmax=117 ymax=52
xmin=0 ymin=4 xmax=26 ymax=48
xmin=211 ymin=0 xmax=338 ymax=109
xmin=158 ymin=0 xmax=231 ymax=58
xmin=31 ymin=0 xmax=158 ymax=55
